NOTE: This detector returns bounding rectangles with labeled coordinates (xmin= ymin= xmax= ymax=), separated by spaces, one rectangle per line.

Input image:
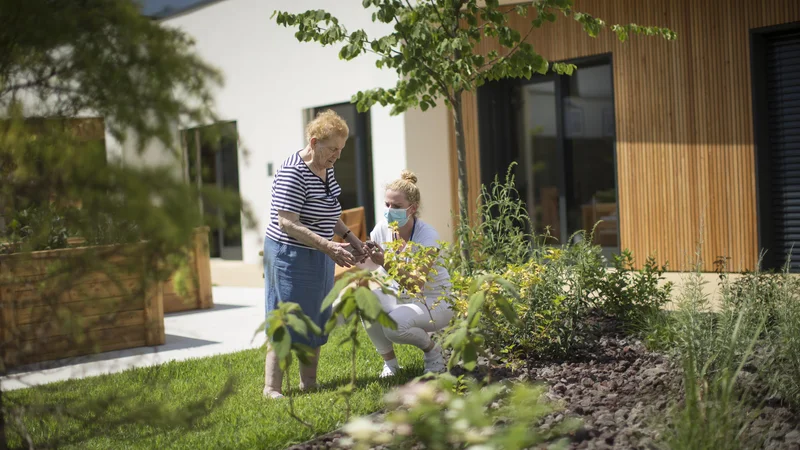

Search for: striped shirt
xmin=266 ymin=151 xmax=342 ymax=248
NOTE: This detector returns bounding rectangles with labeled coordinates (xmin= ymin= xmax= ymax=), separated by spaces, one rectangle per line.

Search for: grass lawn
xmin=5 ymin=327 xmax=424 ymax=449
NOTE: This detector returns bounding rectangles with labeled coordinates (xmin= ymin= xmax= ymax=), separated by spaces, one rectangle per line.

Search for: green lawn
xmin=5 ymin=327 xmax=424 ymax=449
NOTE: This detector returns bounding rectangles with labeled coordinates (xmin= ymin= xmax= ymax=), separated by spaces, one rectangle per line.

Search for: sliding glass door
xmin=479 ymin=56 xmax=619 ymax=256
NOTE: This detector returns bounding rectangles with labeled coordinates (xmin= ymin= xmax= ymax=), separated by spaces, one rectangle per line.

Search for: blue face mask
xmin=384 ymin=207 xmax=411 ymax=227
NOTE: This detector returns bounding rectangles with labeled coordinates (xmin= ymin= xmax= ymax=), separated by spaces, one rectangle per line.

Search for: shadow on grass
xmin=5 ymin=374 xmax=238 ymax=450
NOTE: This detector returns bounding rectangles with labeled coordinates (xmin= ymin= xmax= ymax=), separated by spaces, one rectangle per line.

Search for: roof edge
xmin=148 ymin=0 xmax=229 ymax=21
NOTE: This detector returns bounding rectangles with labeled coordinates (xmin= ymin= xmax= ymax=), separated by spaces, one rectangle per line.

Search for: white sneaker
xmin=263 ymin=388 xmax=284 ymax=399
xmin=423 ymin=344 xmax=446 ymax=374
xmin=380 ymin=362 xmax=400 ymax=378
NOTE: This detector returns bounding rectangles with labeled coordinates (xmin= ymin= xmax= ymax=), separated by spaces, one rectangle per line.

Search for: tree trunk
xmin=451 ymin=91 xmax=473 ymax=273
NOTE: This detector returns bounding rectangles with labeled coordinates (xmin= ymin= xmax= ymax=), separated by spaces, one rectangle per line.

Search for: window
xmin=307 ymin=103 xmax=375 ymax=230
xmin=478 ymin=56 xmax=619 ymax=257
xmin=183 ymin=121 xmax=242 ymax=260
xmin=751 ymin=23 xmax=800 ymax=271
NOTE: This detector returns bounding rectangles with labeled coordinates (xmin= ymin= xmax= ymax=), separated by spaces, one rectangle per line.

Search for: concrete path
xmin=1 ymin=286 xmax=266 ymax=391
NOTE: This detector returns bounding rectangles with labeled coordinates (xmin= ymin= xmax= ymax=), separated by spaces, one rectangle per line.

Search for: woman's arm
xmin=334 ymin=219 xmax=368 ymax=261
xmin=278 ymin=211 xmax=355 ymax=267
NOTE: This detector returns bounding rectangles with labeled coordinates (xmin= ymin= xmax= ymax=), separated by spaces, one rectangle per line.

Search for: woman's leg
xmin=264 ymin=348 xmax=283 ymax=397
xmin=382 ymin=296 xmax=453 ymax=373
xmin=263 ymin=238 xmax=284 ymax=398
xmin=299 ymin=347 xmax=321 ymax=391
xmin=383 ymin=298 xmax=453 ymax=349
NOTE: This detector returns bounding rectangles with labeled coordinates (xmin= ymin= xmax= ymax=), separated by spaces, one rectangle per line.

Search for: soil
xmin=286 ymin=319 xmax=800 ymax=450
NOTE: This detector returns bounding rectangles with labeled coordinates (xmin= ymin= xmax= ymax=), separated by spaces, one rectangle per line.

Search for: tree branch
xmin=429 ymin=0 xmax=453 ymax=38
xmin=390 ymin=13 xmax=452 ymax=102
xmin=470 ymin=22 xmax=536 ymax=83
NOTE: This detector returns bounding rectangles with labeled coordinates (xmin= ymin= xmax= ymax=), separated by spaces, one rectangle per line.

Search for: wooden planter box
xmin=0 ymin=245 xmax=165 ymax=369
xmin=162 ymin=227 xmax=214 ymax=314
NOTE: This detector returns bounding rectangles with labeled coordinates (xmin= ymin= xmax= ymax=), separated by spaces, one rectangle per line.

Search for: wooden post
xmin=143 ymin=275 xmax=165 ymax=347
xmin=193 ymin=227 xmax=213 ymax=309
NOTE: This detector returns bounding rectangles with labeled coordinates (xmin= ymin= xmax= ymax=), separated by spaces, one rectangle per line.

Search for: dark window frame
xmin=311 ymin=102 xmax=376 ymax=231
xmin=477 ymin=53 xmax=619 ymax=246
xmin=750 ymin=21 xmax=800 ymax=271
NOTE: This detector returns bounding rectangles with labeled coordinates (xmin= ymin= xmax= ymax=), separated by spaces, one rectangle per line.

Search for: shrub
xmin=339 ymin=374 xmax=579 ymax=450
xmin=449 ymin=163 xmax=532 ymax=275
xmin=449 ymin=231 xmax=609 ymax=359
xmin=599 ymin=250 xmax=673 ymax=330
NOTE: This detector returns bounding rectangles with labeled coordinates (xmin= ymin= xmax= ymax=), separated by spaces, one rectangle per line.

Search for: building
xmin=129 ymin=0 xmax=453 ymax=265
xmin=463 ymin=0 xmax=800 ymax=272
xmin=122 ymin=0 xmax=799 ymax=273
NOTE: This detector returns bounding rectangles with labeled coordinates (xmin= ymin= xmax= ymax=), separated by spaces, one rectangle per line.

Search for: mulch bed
xmin=287 ymin=318 xmax=800 ymax=450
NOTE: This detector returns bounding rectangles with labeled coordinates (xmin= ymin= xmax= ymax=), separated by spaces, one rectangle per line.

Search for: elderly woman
xmin=361 ymin=170 xmax=454 ymax=377
xmin=263 ymin=110 xmax=367 ymax=399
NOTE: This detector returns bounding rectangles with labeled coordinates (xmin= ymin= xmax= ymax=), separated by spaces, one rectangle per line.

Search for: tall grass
xmin=662 ymin=249 xmax=766 ymax=449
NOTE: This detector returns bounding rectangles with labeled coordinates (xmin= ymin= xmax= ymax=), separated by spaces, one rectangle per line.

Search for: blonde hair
xmin=305 ymin=109 xmax=349 ymax=143
xmin=386 ymin=170 xmax=421 ymax=217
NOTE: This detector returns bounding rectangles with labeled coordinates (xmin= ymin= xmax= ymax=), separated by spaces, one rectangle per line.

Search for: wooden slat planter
xmin=0 ymin=244 xmax=165 ymax=369
xmin=162 ymin=227 xmax=214 ymax=314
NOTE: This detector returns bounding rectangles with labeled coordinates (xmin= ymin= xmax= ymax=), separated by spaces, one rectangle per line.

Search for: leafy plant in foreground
xmin=340 ymin=373 xmax=579 ymax=450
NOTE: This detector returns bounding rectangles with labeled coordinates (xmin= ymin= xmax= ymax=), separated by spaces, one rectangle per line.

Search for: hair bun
xmin=400 ymin=170 xmax=418 ymax=185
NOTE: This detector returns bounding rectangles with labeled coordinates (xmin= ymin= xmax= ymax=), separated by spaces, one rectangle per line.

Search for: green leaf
xmin=272 ymin=327 xmax=291 ymax=360
xmin=444 ymin=326 xmax=467 ymax=350
xmin=468 ymin=309 xmax=482 ymax=329
xmin=462 ymin=344 xmax=478 ymax=371
xmin=495 ymin=277 xmax=520 ymax=299
xmin=322 ymin=276 xmax=354 ymax=311
xmin=324 ymin=316 xmax=339 ymax=334
xmin=341 ymin=297 xmax=357 ymax=318
xmin=354 ymin=287 xmax=382 ymax=320
xmin=447 ymin=349 xmax=460 ymax=370
xmin=300 ymin=314 xmax=322 ymax=336
xmin=377 ymin=312 xmax=397 ymax=330
xmin=467 ymin=291 xmax=486 ymax=320
xmin=293 ymin=343 xmax=315 ymax=364
xmin=285 ymin=314 xmax=308 ymax=337
xmin=495 ymin=296 xmax=520 ymax=325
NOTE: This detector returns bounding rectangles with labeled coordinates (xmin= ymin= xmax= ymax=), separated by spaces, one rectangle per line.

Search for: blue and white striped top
xmin=266 ymin=151 xmax=342 ymax=248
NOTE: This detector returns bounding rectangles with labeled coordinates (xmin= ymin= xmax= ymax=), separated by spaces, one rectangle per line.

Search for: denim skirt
xmin=264 ymin=237 xmax=334 ymax=348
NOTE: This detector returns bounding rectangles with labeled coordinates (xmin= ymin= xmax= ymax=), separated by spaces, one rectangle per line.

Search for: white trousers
xmin=363 ymin=289 xmax=454 ymax=355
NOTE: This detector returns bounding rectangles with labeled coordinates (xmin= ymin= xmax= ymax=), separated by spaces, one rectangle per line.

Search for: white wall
xmin=404 ymin=105 xmax=454 ymax=242
xmin=163 ymin=0 xmax=408 ymax=264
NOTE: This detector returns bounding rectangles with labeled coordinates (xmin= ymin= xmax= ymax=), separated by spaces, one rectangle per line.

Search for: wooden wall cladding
xmin=450 ymin=0 xmax=800 ymax=271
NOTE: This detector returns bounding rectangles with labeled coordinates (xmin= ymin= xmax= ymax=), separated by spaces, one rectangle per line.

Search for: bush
xmin=448 ymin=163 xmax=532 ymax=275
xmin=599 ymin=250 xmax=673 ymax=331
xmin=449 ymin=231 xmax=609 ymax=359
xmin=444 ymin=165 xmax=673 ymax=361
xmin=339 ymin=374 xmax=579 ymax=450
xmin=3 ymin=204 xmax=69 ymax=252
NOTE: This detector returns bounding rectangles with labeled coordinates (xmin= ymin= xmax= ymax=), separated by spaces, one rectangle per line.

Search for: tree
xmin=0 ymin=0 xmax=249 ymax=447
xmin=273 ymin=0 xmax=675 ymax=271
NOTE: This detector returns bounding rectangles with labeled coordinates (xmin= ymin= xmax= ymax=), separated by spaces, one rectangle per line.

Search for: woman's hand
xmin=345 ymin=234 xmax=369 ymax=263
xmin=325 ymin=242 xmax=357 ymax=267
xmin=366 ymin=241 xmax=385 ymax=267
